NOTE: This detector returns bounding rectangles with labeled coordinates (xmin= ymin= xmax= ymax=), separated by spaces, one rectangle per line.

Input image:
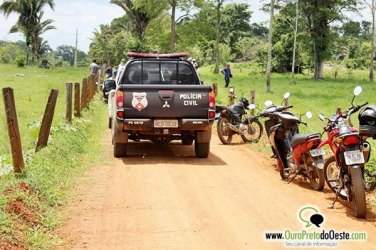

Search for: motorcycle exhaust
xmin=227 ymin=123 xmax=245 ymax=134
xmin=361 ymin=142 xmax=371 ymax=163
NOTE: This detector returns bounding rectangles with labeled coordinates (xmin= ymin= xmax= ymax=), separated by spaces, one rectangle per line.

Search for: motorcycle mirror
xmin=353 ymin=86 xmax=362 ymax=96
xmin=306 ymin=111 xmax=313 ymax=119
xmin=351 ymin=85 xmax=362 ymax=106
xmin=229 ymin=87 xmax=235 ymax=94
xmin=264 ymin=100 xmax=273 ymax=107
xmin=248 ymin=104 xmax=256 ymax=110
xmin=283 ymin=92 xmax=291 ymax=99
xmin=318 ymin=113 xmax=325 ymax=121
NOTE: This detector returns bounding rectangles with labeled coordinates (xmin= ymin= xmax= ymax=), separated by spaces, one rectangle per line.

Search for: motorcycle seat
xmin=291 ymin=133 xmax=321 ymax=148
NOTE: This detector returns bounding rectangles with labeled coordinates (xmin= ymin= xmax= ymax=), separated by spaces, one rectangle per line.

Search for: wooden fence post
xmin=86 ymin=77 xmax=92 ymax=105
xmin=36 ymin=89 xmax=59 ymax=152
xmin=74 ymin=82 xmax=81 ymax=117
xmin=2 ymin=88 xmax=24 ymax=173
xmin=211 ymin=83 xmax=218 ymax=97
xmin=87 ymin=76 xmax=92 ymax=102
xmin=228 ymin=86 xmax=235 ymax=105
xmin=66 ymin=83 xmax=73 ymax=123
xmin=250 ymin=90 xmax=256 ymax=115
xmin=81 ymin=78 xmax=87 ymax=111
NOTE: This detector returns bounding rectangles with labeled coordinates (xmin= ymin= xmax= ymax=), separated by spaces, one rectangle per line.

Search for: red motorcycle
xmin=261 ymin=100 xmax=325 ymax=190
xmin=318 ymin=86 xmax=368 ymax=218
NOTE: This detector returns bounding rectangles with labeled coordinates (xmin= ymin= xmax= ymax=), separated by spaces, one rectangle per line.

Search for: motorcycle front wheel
xmin=349 ymin=166 xmax=367 ymax=218
xmin=217 ymin=117 xmax=233 ymax=144
xmin=241 ymin=119 xmax=263 ymax=143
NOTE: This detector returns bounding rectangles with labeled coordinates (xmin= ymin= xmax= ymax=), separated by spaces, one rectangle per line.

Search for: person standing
xmin=221 ymin=63 xmax=232 ymax=87
xmin=89 ymin=59 xmax=100 ymax=75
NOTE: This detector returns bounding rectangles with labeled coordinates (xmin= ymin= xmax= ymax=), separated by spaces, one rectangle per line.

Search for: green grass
xmin=0 ymin=65 xmax=89 ymax=161
xmin=0 ymin=64 xmax=108 ymax=248
xmin=199 ymin=63 xmax=376 ymax=168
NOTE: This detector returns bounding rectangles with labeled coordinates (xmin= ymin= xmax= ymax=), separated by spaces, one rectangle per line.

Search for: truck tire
xmin=195 ymin=142 xmax=210 ymax=158
xmin=114 ymin=143 xmax=127 ymax=158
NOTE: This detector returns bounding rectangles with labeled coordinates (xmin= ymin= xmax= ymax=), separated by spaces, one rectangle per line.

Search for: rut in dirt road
xmin=60 ymin=130 xmax=376 ymax=249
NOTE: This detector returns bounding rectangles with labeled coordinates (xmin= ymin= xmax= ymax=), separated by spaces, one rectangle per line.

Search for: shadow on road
xmin=121 ymin=141 xmax=227 ymax=166
xmin=322 ymin=196 xmax=376 ymax=223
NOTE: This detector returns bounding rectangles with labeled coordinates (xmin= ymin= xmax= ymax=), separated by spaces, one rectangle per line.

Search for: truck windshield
xmin=121 ymin=61 xmax=199 ymax=85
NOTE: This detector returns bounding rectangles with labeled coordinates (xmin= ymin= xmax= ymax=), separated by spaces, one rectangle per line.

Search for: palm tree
xmin=36 ymin=38 xmax=52 ymax=60
xmin=110 ymin=0 xmax=160 ymax=39
xmin=0 ymin=0 xmax=55 ymax=64
xmin=31 ymin=11 xmax=55 ymax=62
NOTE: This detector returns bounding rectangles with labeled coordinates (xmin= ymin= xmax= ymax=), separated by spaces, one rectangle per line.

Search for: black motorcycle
xmin=216 ymin=97 xmax=263 ymax=144
xmin=101 ymin=78 xmax=116 ymax=103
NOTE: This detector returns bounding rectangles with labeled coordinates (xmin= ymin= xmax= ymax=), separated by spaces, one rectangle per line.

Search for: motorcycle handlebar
xmin=280 ymin=105 xmax=293 ymax=111
xmin=260 ymin=105 xmax=293 ymax=117
xmin=348 ymin=102 xmax=368 ymax=116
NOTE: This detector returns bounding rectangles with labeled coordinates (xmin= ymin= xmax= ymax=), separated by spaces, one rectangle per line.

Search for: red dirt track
xmin=60 ymin=130 xmax=376 ymax=249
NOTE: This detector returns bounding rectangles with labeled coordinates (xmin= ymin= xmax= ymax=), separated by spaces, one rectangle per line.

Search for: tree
xmin=364 ymin=0 xmax=376 ymax=81
xmin=168 ymin=0 xmax=203 ymax=52
xmin=89 ymin=24 xmax=115 ymax=65
xmin=213 ymin=0 xmax=225 ymax=73
xmin=220 ymin=3 xmax=252 ymax=56
xmin=266 ymin=0 xmax=275 ymax=92
xmin=0 ymin=42 xmax=24 ymax=64
xmin=343 ymin=21 xmax=361 ymax=37
xmin=56 ymin=45 xmax=75 ymax=65
xmin=30 ymin=11 xmax=55 ymax=62
xmin=251 ymin=23 xmax=268 ymax=38
xmin=0 ymin=0 xmax=55 ymax=65
xmin=300 ymin=0 xmax=358 ymax=80
xmin=291 ymin=0 xmax=299 ymax=84
xmin=110 ymin=0 xmax=163 ymax=40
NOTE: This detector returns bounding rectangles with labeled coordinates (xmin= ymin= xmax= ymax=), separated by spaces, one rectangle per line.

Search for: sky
xmin=0 ymin=0 xmax=370 ymax=53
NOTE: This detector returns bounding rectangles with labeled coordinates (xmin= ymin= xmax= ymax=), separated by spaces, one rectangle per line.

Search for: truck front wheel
xmin=114 ymin=143 xmax=127 ymax=158
xmin=195 ymin=142 xmax=210 ymax=158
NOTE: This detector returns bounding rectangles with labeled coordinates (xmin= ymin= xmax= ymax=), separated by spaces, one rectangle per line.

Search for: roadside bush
xmin=15 ymin=55 xmax=26 ymax=67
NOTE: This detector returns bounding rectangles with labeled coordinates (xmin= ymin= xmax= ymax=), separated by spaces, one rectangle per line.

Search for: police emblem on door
xmin=132 ymin=92 xmax=148 ymax=111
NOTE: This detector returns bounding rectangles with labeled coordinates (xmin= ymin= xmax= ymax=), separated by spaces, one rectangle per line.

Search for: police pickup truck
xmin=110 ymin=52 xmax=216 ymax=158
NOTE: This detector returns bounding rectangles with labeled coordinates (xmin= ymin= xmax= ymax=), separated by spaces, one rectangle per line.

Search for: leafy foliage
xmin=0 ymin=0 xmax=55 ymax=64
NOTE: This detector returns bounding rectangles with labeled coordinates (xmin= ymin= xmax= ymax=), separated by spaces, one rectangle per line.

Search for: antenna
xmin=74 ymin=28 xmax=78 ymax=67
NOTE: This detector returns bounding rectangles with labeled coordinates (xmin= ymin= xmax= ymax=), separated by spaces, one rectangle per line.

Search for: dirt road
xmin=60 ymin=131 xmax=376 ymax=249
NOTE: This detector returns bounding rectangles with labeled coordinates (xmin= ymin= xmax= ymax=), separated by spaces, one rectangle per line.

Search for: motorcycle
xmin=318 ymin=86 xmax=368 ymax=218
xmin=261 ymin=99 xmax=325 ymax=190
xmin=101 ymin=78 xmax=117 ymax=103
xmin=216 ymin=97 xmax=263 ymax=144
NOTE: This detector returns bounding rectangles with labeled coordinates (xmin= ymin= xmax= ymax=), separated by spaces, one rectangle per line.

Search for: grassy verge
xmin=0 ymin=63 xmax=107 ymax=248
xmin=0 ymin=98 xmax=107 ymax=249
xmin=0 ymin=64 xmax=89 ymax=164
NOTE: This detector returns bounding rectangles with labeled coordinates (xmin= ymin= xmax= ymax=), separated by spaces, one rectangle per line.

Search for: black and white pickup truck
xmin=110 ymin=52 xmax=216 ymax=158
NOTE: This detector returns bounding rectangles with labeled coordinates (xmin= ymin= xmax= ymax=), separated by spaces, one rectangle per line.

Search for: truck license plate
xmin=310 ymin=148 xmax=325 ymax=157
xmin=154 ymin=119 xmax=178 ymax=128
xmin=344 ymin=150 xmax=364 ymax=165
